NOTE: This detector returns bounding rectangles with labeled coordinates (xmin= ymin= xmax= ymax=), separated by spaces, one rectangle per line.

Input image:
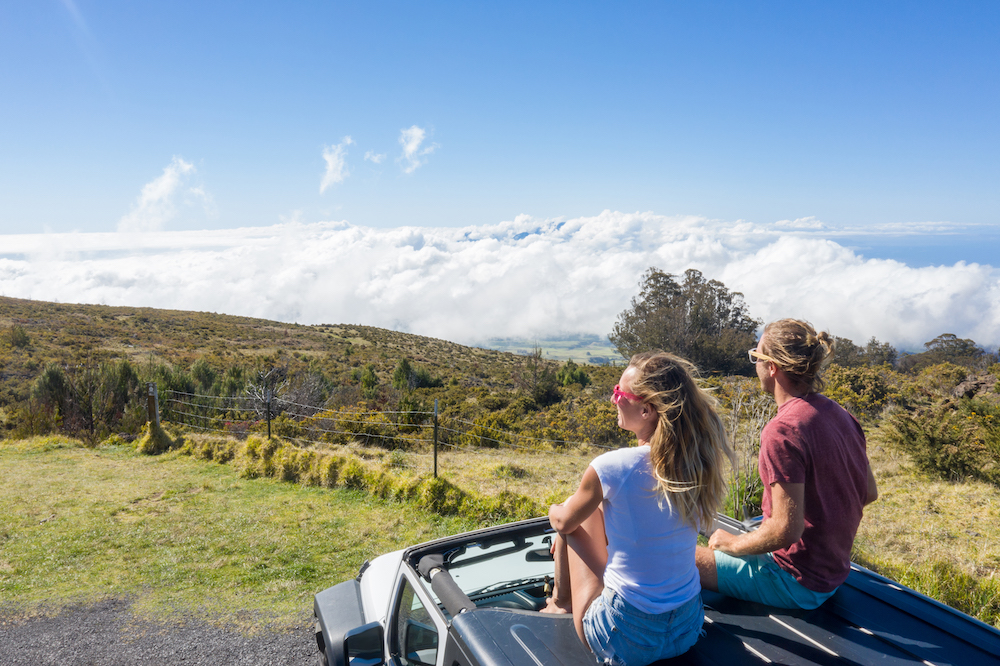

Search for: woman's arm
xmin=549 ymin=465 xmax=604 ymax=535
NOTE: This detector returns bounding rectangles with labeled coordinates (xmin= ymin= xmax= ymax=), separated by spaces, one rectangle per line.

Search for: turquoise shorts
xmin=713 ymin=551 xmax=835 ymax=610
xmin=583 ymin=588 xmax=703 ymax=666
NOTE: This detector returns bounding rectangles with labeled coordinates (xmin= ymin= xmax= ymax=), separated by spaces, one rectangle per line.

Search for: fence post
xmin=433 ymin=399 xmax=439 ymax=478
xmin=146 ymin=383 xmax=159 ymax=427
xmin=266 ymin=388 xmax=272 ymax=440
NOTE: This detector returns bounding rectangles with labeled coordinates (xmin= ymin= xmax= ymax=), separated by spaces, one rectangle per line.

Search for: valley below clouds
xmin=2 ymin=211 xmax=998 ymax=351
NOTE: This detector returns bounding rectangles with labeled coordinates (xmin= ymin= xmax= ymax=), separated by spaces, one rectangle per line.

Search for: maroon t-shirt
xmin=759 ymin=393 xmax=870 ymax=593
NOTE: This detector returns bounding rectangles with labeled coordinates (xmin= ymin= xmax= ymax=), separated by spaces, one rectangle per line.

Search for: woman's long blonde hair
xmin=628 ymin=352 xmax=733 ymax=530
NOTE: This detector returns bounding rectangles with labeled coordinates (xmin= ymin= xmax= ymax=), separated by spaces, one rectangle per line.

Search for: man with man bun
xmin=695 ymin=318 xmax=879 ymax=609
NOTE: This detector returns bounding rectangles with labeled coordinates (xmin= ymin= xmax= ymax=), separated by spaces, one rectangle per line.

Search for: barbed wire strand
xmin=162 ymin=390 xmax=615 ymax=461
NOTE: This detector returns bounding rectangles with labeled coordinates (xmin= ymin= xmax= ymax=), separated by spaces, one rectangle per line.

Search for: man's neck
xmin=773 ymin=380 xmax=810 ymax=407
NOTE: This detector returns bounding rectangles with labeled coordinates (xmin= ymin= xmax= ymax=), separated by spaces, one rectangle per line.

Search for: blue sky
xmin=2 ymin=2 xmax=999 ymax=350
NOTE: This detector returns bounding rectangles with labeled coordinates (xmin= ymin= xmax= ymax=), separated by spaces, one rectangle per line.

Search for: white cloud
xmin=3 ymin=211 xmax=999 ymax=351
xmin=398 ymin=125 xmax=437 ymax=173
xmin=117 ymin=157 xmax=199 ymax=233
xmin=774 ymin=216 xmax=827 ymax=230
xmin=365 ymin=150 xmax=385 ymax=164
xmin=320 ymin=136 xmax=354 ymax=193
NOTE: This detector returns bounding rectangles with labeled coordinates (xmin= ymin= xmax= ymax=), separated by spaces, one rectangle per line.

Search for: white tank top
xmin=591 ymin=445 xmax=700 ymax=614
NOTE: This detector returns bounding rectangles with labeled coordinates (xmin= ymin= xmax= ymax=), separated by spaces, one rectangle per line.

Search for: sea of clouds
xmin=2 ymin=212 xmax=999 ymax=352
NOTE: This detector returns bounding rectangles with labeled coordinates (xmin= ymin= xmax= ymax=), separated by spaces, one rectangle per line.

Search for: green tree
xmin=392 ymin=358 xmax=443 ymax=391
xmin=360 ymin=364 xmax=379 ymax=400
xmin=609 ymin=268 xmax=760 ymax=375
xmin=556 ymin=359 xmax=591 ymax=387
xmin=864 ymin=336 xmax=898 ymax=367
xmin=899 ymin=333 xmax=989 ymax=373
xmin=32 ymin=363 xmax=69 ymax=417
xmin=190 ymin=358 xmax=218 ymax=393
xmin=831 ymin=335 xmax=897 ymax=368
xmin=392 ymin=358 xmax=414 ymax=390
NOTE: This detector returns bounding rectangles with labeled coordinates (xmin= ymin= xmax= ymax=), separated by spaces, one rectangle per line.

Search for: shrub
xmin=556 ymin=360 xmax=591 ymax=388
xmin=101 ymin=433 xmax=130 ymax=447
xmin=239 ymin=435 xmax=281 ymax=478
xmin=334 ymin=405 xmax=399 ymax=449
xmin=270 ymin=413 xmax=303 ymax=439
xmin=574 ymin=400 xmax=630 ymax=449
xmin=884 ymin=399 xmax=1000 ymax=485
xmin=825 ymin=363 xmax=901 ymax=420
xmin=5 ymin=325 xmax=30 ymax=349
xmin=10 ymin=399 xmax=61 ymax=439
xmin=396 ymin=394 xmax=428 ymax=431
xmin=319 ymin=454 xmax=344 ymax=487
xmin=340 ymin=458 xmax=370 ymax=489
xmin=914 ymin=363 xmax=969 ymax=398
xmin=388 ymin=449 xmax=408 ymax=469
xmin=458 ymin=412 xmax=516 ymax=449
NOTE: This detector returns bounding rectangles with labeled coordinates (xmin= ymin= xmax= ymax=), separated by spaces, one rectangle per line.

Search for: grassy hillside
xmin=0 ymin=295 xmax=537 ymax=405
xmin=3 ymin=295 xmax=1000 ymax=628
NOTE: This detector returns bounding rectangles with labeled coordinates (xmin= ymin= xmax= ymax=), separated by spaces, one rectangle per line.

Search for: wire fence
xmin=160 ymin=388 xmax=610 ymax=476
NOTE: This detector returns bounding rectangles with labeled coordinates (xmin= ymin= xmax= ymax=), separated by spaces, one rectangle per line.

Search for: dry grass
xmin=302 ymin=439 xmax=596 ymax=507
xmin=857 ymin=425 xmax=1000 ymax=579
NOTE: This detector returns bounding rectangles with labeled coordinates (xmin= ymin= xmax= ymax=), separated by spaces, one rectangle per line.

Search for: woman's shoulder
xmin=593 ymin=445 xmax=650 ymax=472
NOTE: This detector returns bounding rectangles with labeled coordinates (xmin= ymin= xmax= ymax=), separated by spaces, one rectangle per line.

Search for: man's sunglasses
xmin=748 ymin=348 xmax=777 ymax=364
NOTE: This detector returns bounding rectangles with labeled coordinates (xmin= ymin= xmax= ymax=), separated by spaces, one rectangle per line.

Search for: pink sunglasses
xmin=612 ymin=384 xmax=642 ymax=405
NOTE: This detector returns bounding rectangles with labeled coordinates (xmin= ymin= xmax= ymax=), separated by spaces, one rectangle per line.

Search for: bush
xmin=914 ymin=363 xmax=969 ymax=398
xmin=270 ymin=413 xmax=303 ymax=439
xmin=337 ymin=405 xmax=399 ymax=449
xmin=573 ymin=400 xmax=630 ymax=449
xmin=825 ymin=363 xmax=901 ymax=420
xmin=170 ymin=431 xmax=546 ymax=525
xmin=458 ymin=412 xmax=516 ymax=449
xmin=556 ymin=360 xmax=591 ymax=388
xmin=5 ymin=325 xmax=30 ymax=349
xmin=884 ymin=399 xmax=1000 ymax=485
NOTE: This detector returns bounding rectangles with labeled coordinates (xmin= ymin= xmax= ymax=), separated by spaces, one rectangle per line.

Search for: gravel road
xmin=0 ymin=598 xmax=317 ymax=665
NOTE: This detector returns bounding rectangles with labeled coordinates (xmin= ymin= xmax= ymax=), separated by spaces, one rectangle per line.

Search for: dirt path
xmin=0 ymin=599 xmax=316 ymax=665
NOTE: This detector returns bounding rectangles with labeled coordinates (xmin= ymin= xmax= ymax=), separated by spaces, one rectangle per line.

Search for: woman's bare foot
xmin=540 ymin=597 xmax=572 ymax=614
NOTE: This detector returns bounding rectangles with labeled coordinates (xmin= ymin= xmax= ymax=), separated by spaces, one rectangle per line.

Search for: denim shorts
xmin=582 ymin=588 xmax=703 ymax=666
xmin=713 ymin=551 xmax=835 ymax=610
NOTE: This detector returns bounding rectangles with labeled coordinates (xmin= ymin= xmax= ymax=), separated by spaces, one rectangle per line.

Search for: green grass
xmin=0 ymin=436 xmax=475 ymax=630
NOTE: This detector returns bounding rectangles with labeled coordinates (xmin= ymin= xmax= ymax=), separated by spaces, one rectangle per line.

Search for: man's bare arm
xmin=707 ymin=482 xmax=804 ymax=557
xmin=865 ymin=463 xmax=878 ymax=505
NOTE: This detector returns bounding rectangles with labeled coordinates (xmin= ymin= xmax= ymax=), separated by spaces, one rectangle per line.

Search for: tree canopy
xmin=609 ymin=268 xmax=760 ymax=375
xmin=831 ymin=336 xmax=898 ymax=368
xmin=898 ymin=333 xmax=995 ymax=372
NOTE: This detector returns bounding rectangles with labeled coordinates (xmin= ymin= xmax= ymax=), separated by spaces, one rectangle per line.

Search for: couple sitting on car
xmin=541 ymin=319 xmax=879 ymax=666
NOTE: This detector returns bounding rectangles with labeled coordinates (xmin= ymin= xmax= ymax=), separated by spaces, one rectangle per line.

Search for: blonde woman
xmin=541 ymin=352 xmax=732 ymax=666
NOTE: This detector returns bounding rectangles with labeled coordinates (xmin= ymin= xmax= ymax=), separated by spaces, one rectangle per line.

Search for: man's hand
xmin=705 ymin=482 xmax=805 ymax=558
xmin=707 ymin=528 xmax=739 ymax=553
